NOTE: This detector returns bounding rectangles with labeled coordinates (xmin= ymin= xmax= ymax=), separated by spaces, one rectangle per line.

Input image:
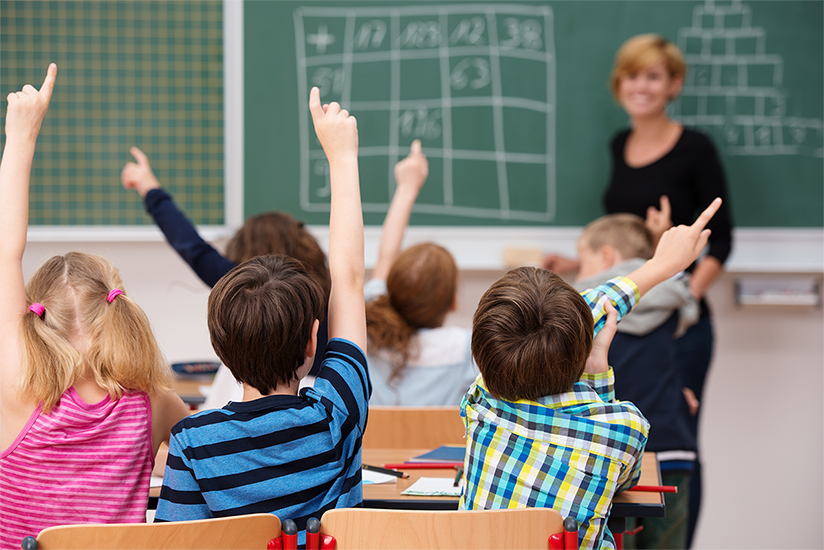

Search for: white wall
xmin=20 ymin=241 xmax=824 ymax=548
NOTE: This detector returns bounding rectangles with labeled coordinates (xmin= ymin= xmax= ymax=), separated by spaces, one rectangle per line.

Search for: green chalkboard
xmin=0 ymin=1 xmax=225 ymax=226
xmin=245 ymin=0 xmax=823 ymax=228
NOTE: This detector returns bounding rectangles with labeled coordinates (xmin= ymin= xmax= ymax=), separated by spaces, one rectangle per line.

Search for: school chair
xmin=315 ymin=508 xmax=578 ymax=549
xmin=22 ymin=513 xmax=281 ymax=550
xmin=362 ymin=406 xmax=465 ymax=449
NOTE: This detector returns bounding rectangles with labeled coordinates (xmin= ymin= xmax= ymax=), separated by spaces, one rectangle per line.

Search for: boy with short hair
xmin=156 ymin=89 xmax=368 ymax=543
xmin=573 ymin=213 xmax=698 ymax=549
xmin=460 ymin=199 xmax=721 ymax=550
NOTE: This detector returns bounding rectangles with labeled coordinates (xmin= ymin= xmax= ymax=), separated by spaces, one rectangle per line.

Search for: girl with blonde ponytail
xmin=0 ymin=66 xmax=190 ymax=545
xmin=365 ymin=142 xmax=477 ymax=406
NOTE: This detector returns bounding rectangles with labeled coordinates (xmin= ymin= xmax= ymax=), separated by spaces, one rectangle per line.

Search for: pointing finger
xmin=309 ymin=87 xmax=324 ymax=122
xmin=410 ymin=139 xmax=422 ymax=155
xmin=129 ymin=146 xmax=149 ymax=166
xmin=659 ymin=195 xmax=671 ymax=217
xmin=691 ymin=198 xmax=721 ymax=232
xmin=39 ymin=63 xmax=57 ymax=104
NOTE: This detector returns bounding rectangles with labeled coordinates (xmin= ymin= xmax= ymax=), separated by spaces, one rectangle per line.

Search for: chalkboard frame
xmin=24 ymin=0 xmax=243 ymax=242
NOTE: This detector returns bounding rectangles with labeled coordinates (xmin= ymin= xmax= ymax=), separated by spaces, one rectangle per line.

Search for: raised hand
xmin=394 ymin=139 xmax=428 ymax=193
xmin=5 ymin=63 xmax=57 ymax=142
xmin=645 ymin=195 xmax=673 ymax=243
xmin=308 ymin=86 xmax=358 ymax=165
xmin=121 ymin=146 xmax=161 ymax=198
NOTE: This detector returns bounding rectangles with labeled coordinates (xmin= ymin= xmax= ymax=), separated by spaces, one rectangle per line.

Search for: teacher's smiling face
xmin=617 ymin=60 xmax=683 ymax=121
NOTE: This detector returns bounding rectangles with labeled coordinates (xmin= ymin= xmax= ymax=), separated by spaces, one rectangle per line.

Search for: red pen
xmin=281 ymin=519 xmax=298 ymax=550
xmin=627 ymin=485 xmax=678 ymax=493
xmin=305 ymin=517 xmax=320 ymax=550
xmin=383 ymin=462 xmax=464 ymax=469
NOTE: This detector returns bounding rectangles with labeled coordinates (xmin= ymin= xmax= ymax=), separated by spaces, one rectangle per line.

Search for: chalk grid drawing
xmin=672 ymin=0 xmax=823 ymax=157
xmin=294 ymin=4 xmax=556 ymax=221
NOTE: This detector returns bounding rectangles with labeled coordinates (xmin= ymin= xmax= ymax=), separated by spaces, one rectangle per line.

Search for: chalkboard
xmin=245 ymin=0 xmax=823 ymax=228
xmin=0 ymin=1 xmax=225 ymax=227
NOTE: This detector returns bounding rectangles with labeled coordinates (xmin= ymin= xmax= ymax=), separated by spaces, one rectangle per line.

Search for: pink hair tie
xmin=29 ymin=303 xmax=45 ymax=317
xmin=106 ymin=289 xmax=123 ymax=303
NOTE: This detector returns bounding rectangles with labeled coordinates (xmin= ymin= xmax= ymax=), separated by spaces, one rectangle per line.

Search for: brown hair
xmin=580 ymin=213 xmax=655 ymax=261
xmin=471 ymin=267 xmax=593 ymax=401
xmin=366 ymin=243 xmax=458 ymax=383
xmin=21 ymin=252 xmax=173 ymax=413
xmin=224 ymin=211 xmax=331 ymax=303
xmin=610 ymin=34 xmax=686 ymax=99
xmin=208 ymin=254 xmax=324 ymax=394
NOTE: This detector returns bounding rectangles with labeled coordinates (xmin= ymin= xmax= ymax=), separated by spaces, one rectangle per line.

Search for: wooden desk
xmin=172 ymin=373 xmax=214 ymax=408
xmin=150 ymin=448 xmax=664 ymax=525
xmin=362 ymin=449 xmax=664 ymax=521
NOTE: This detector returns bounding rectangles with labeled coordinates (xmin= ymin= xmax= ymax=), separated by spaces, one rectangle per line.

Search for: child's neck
xmin=242 ymin=379 xmax=302 ymax=402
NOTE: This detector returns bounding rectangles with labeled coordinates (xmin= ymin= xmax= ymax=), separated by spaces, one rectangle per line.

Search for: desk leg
xmin=608 ymin=516 xmax=627 ymax=550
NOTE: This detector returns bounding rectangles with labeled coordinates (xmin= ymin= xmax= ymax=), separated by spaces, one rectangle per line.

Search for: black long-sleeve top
xmin=604 ymin=127 xmax=734 ymax=266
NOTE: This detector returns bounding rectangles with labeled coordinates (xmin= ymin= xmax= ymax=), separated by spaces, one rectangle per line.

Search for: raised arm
xmin=309 ymin=87 xmax=366 ymax=353
xmin=120 ymin=146 xmax=234 ymax=287
xmin=626 ymin=198 xmax=721 ymax=298
xmin=0 ymin=64 xmax=56 ymax=412
xmin=372 ymin=139 xmax=428 ymax=281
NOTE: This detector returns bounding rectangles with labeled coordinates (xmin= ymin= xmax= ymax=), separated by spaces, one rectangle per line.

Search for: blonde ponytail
xmin=19 ymin=302 xmax=85 ymax=413
xmin=87 ymin=289 xmax=173 ymax=399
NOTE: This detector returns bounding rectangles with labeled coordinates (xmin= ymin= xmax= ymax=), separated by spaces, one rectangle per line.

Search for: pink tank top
xmin=0 ymin=387 xmax=153 ymax=549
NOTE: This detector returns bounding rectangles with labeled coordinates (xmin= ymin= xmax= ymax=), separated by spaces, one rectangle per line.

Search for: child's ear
xmin=600 ymin=246 xmax=618 ymax=269
xmin=450 ymin=295 xmax=459 ymax=312
xmin=305 ymin=319 xmax=320 ymax=359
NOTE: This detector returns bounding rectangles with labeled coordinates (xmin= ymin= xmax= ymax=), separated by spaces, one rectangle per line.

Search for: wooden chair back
xmin=319 ymin=508 xmax=565 ymax=549
xmin=32 ymin=513 xmax=281 ymax=550
xmin=362 ymin=406 xmax=465 ymax=449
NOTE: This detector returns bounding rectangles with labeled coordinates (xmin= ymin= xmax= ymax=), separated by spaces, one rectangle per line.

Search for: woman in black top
xmin=545 ymin=34 xmax=732 ymax=548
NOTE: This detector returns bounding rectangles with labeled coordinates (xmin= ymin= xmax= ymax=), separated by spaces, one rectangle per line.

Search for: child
xmin=155 ymin=88 xmax=367 ymax=545
xmin=120 ymin=145 xmax=331 ymax=380
xmin=459 ymin=199 xmax=721 ymax=550
xmin=0 ymin=65 xmax=190 ymax=547
xmin=572 ymin=213 xmax=698 ymax=549
xmin=365 ymin=140 xmax=476 ymax=406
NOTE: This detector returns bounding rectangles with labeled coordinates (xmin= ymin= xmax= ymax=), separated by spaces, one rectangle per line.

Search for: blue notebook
xmin=411 ymin=445 xmax=466 ymax=463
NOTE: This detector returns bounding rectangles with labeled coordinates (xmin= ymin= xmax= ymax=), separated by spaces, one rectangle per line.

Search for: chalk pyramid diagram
xmin=672 ymin=0 xmax=823 ymax=157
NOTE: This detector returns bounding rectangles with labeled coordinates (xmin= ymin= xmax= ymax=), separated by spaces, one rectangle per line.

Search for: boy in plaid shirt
xmin=459 ymin=199 xmax=721 ymax=549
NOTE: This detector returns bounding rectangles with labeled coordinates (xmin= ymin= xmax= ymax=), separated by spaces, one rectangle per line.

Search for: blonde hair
xmin=366 ymin=243 xmax=458 ymax=383
xmin=610 ymin=34 xmax=686 ymax=99
xmin=580 ymin=213 xmax=655 ymax=261
xmin=21 ymin=252 xmax=173 ymax=413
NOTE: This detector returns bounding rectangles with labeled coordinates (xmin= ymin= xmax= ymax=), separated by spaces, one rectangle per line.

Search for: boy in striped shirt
xmin=460 ymin=200 xmax=722 ymax=550
xmin=156 ymin=89 xmax=368 ymax=544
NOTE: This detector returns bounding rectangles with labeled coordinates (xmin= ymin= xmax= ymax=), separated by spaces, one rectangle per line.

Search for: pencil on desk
xmin=453 ymin=467 xmax=463 ymax=487
xmin=363 ymin=463 xmax=409 ymax=479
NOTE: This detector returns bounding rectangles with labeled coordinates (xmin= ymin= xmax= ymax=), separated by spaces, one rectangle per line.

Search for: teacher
xmin=546 ymin=34 xmax=733 ymax=548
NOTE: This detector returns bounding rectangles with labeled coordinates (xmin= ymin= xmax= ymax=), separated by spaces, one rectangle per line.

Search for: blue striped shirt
xmin=156 ymin=339 xmax=370 ymax=542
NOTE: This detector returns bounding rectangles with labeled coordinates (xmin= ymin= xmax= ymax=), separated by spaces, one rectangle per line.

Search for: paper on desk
xmin=401 ymin=477 xmax=462 ymax=497
xmin=362 ymin=469 xmax=398 ymax=485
